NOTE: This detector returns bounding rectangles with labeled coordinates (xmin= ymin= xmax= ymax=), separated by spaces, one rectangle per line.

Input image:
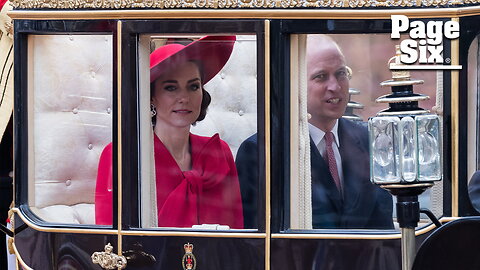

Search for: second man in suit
xmin=236 ymin=34 xmax=393 ymax=229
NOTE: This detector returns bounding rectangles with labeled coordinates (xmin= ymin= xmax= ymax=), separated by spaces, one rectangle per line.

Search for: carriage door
xmin=463 ymin=15 xmax=480 ymax=217
xmin=117 ymin=20 xmax=267 ymax=269
xmin=269 ymin=18 xmax=448 ymax=270
xmin=12 ymin=19 xmax=120 ymax=269
xmin=11 ymin=17 xmax=268 ymax=269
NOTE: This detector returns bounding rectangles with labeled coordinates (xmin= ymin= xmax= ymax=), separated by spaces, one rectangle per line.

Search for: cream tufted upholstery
xmin=192 ymin=35 xmax=258 ymax=156
xmin=30 ymin=35 xmax=114 ymax=224
xmin=30 ymin=34 xmax=257 ymax=224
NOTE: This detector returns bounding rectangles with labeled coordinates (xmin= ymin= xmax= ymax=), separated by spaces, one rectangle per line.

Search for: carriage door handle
xmin=122 ymin=242 xmax=156 ymax=267
xmin=91 ymin=243 xmax=127 ymax=269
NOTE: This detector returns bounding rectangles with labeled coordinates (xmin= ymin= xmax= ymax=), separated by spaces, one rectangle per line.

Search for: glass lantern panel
xmin=400 ymin=116 xmax=417 ymax=182
xmin=369 ymin=116 xmax=401 ymax=184
xmin=416 ymin=114 xmax=442 ymax=181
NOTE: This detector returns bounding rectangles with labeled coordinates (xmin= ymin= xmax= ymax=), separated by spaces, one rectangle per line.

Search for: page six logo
xmin=391 ymin=15 xmax=462 ymax=70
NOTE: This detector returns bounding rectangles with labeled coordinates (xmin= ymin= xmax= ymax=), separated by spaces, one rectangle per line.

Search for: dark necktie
xmin=324 ymin=132 xmax=342 ymax=193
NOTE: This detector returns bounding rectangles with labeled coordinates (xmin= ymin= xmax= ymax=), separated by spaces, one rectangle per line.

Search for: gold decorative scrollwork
xmin=9 ymin=0 xmax=471 ymax=9
xmin=196 ymin=0 xmax=207 ymax=7
xmin=4 ymin=21 xmax=13 ymax=36
xmin=182 ymin=0 xmax=196 ymax=8
xmin=6 ymin=209 xmax=14 ymax=255
xmin=346 ymin=0 xmax=356 ymax=8
xmin=112 ymin=0 xmax=122 ymax=9
xmin=91 ymin=243 xmax=127 ymax=270
xmin=239 ymin=0 xmax=253 ymax=8
xmin=305 ymin=0 xmax=319 ymax=7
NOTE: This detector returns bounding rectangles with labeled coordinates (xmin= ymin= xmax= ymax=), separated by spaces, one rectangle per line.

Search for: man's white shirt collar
xmin=308 ymin=120 xmax=340 ymax=147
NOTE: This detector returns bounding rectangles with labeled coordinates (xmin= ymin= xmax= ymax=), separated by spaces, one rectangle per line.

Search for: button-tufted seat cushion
xmin=191 ymin=35 xmax=257 ymax=157
xmin=30 ymin=34 xmax=114 ymax=224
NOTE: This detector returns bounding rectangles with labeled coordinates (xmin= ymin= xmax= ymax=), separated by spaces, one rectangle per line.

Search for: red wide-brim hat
xmin=150 ymin=35 xmax=236 ymax=83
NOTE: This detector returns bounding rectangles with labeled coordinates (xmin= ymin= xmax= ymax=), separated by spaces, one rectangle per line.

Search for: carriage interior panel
xmin=27 ymin=34 xmax=113 ymax=225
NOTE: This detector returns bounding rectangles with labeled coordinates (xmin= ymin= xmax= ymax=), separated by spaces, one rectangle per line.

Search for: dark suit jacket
xmin=236 ymin=133 xmax=261 ymax=229
xmin=311 ymin=118 xmax=393 ymax=229
xmin=236 ymin=118 xmax=393 ymax=229
xmin=468 ymin=171 xmax=480 ymax=210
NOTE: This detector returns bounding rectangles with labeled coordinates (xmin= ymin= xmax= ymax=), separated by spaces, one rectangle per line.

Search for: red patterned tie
xmin=324 ymin=132 xmax=342 ymax=193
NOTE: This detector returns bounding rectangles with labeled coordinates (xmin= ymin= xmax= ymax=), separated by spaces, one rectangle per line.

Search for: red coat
xmin=95 ymin=133 xmax=244 ymax=229
xmin=0 ymin=0 xmax=7 ymax=10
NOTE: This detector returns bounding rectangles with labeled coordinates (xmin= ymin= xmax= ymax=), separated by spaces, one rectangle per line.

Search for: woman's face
xmin=152 ymin=61 xmax=203 ymax=129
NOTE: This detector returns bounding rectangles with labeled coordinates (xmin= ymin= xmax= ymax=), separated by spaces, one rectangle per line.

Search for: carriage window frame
xmin=14 ymin=19 xmax=118 ymax=229
xmin=462 ymin=15 xmax=480 ymax=216
xmin=269 ymin=19 xmax=452 ymax=234
xmin=466 ymin=33 xmax=478 ymax=213
xmin=120 ymin=20 xmax=267 ymax=232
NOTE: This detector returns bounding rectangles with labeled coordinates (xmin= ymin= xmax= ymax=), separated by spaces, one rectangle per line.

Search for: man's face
xmin=307 ymin=44 xmax=349 ymax=131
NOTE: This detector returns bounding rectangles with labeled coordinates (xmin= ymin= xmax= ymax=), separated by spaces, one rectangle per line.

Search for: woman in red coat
xmin=95 ymin=36 xmax=243 ymax=229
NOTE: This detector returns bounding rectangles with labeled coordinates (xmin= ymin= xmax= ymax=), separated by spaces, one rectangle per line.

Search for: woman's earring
xmin=151 ymin=104 xmax=157 ymax=117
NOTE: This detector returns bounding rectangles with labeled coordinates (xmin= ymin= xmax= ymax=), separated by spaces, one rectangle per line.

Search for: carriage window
xmin=29 ymin=34 xmax=113 ymax=225
xmin=138 ymin=34 xmax=258 ymax=229
xmin=467 ymin=35 xmax=480 ymax=211
xmin=289 ymin=33 xmax=443 ymax=230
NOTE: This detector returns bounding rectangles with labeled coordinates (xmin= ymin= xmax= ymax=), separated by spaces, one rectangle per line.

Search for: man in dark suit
xmin=468 ymin=171 xmax=480 ymax=211
xmin=236 ymin=34 xmax=393 ymax=229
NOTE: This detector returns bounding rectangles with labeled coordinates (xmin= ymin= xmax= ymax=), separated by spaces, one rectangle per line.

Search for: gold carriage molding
xmin=8 ymin=0 xmax=479 ymax=9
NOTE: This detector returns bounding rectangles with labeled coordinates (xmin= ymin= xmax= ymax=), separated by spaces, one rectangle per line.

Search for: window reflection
xmin=138 ymin=35 xmax=258 ymax=229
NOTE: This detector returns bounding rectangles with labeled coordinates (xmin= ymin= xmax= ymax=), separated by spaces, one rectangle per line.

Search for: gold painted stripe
xmin=451 ymin=17 xmax=459 ymax=217
xmin=12 ymin=70 xmax=15 ymax=227
xmin=12 ymin=208 xmax=118 ymax=234
xmin=12 ymin=206 xmax=460 ymax=239
xmin=271 ymin=217 xmax=459 ymax=239
xmin=8 ymin=6 xmax=480 ymax=20
xmin=14 ymin=207 xmax=266 ymax=237
xmin=117 ymin=20 xmax=123 ymax=258
xmin=12 ymin=242 xmax=34 ymax=270
xmin=272 ymin=232 xmax=403 ymax=239
xmin=438 ymin=216 xmax=459 ymax=223
xmin=264 ymin=19 xmax=271 ymax=270
xmin=415 ymin=217 xmax=459 ymax=234
xmin=121 ymin=230 xmax=267 ymax=238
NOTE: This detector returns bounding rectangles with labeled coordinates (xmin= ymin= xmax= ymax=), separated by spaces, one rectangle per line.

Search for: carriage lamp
xmin=368 ymin=45 xmax=442 ymax=270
